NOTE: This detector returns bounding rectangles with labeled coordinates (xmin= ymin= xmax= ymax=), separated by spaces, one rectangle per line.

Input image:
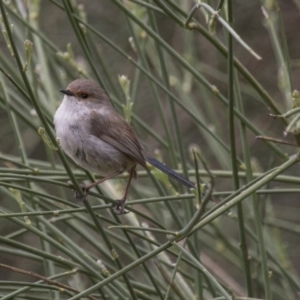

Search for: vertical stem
xmin=146 ymin=2 xmax=192 ymax=219
xmin=235 ymin=64 xmax=272 ymax=298
xmin=227 ymin=0 xmax=253 ymax=296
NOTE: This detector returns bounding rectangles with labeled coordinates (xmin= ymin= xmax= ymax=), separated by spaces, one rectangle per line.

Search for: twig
xmin=256 ymin=136 xmax=298 ymax=147
xmin=0 ymin=263 xmax=99 ymax=300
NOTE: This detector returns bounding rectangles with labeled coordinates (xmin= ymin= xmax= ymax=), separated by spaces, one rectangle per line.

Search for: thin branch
xmin=0 ymin=263 xmax=99 ymax=300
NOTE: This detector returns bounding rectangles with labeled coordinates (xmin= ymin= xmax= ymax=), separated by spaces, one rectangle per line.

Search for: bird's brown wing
xmin=89 ymin=110 xmax=147 ymax=168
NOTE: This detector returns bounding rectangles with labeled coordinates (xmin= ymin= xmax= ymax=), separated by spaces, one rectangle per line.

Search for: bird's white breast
xmin=54 ymin=95 xmax=132 ymax=175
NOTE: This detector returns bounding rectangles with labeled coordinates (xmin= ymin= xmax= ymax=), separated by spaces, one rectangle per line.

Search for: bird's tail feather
xmin=146 ymin=156 xmax=195 ymax=189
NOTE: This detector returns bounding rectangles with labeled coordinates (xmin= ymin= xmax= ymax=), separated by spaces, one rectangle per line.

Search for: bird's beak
xmin=60 ymin=89 xmax=74 ymax=96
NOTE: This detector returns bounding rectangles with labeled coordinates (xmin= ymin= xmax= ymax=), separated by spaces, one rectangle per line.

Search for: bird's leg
xmin=68 ymin=169 xmax=123 ymax=201
xmin=113 ymin=167 xmax=136 ymax=215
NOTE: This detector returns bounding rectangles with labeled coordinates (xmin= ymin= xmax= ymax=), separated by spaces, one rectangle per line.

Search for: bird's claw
xmin=67 ymin=181 xmax=89 ymax=202
xmin=112 ymin=199 xmax=129 ymax=215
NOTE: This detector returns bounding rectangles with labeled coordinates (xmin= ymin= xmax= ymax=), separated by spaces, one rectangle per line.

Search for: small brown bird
xmin=54 ymin=79 xmax=194 ymax=214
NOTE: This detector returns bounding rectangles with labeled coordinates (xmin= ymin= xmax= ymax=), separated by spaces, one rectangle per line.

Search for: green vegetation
xmin=0 ymin=1 xmax=299 ymax=299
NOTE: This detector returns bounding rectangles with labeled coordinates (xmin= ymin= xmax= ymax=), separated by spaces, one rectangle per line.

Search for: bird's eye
xmin=81 ymin=93 xmax=88 ymax=99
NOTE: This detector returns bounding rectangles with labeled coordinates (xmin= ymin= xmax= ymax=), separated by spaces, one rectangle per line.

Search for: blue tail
xmin=146 ymin=156 xmax=195 ymax=189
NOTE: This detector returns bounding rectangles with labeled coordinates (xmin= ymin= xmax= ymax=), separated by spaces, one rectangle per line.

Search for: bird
xmin=54 ymin=79 xmax=195 ymax=214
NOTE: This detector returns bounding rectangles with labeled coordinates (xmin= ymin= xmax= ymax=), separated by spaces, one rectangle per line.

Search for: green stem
xmin=227 ymin=1 xmax=252 ymax=296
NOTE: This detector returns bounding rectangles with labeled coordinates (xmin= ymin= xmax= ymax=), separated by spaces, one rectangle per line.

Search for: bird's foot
xmin=113 ymin=198 xmax=129 ymax=215
xmin=67 ymin=181 xmax=89 ymax=202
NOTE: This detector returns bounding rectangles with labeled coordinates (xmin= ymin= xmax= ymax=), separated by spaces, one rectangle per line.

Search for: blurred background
xmin=0 ymin=0 xmax=299 ymax=299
